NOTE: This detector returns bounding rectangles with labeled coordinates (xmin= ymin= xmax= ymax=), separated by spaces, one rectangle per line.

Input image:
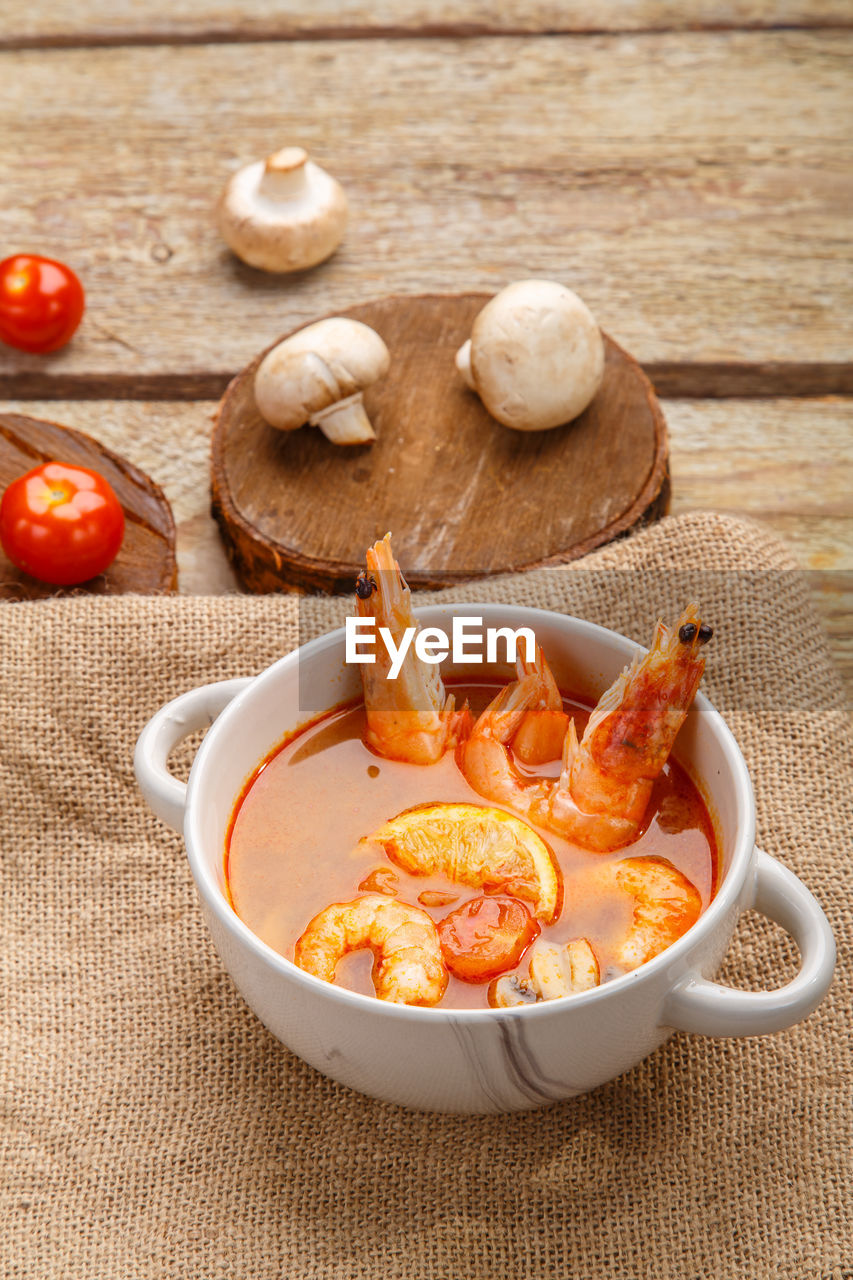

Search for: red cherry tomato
xmin=437 ymin=895 xmax=540 ymax=983
xmin=0 ymin=462 xmax=125 ymax=585
xmin=0 ymin=254 xmax=85 ymax=353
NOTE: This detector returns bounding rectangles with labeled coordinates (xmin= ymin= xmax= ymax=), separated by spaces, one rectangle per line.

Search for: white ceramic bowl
xmin=134 ymin=605 xmax=835 ymax=1113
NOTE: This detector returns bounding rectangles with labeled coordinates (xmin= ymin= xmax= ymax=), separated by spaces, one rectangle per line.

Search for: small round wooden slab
xmin=0 ymin=412 xmax=177 ymax=600
xmin=211 ymin=292 xmax=669 ymax=593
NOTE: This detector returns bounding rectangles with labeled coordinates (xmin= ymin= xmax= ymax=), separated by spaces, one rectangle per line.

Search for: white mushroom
xmin=217 ymin=146 xmax=348 ymax=273
xmin=254 ymin=317 xmax=390 ymax=445
xmin=492 ymin=938 xmax=600 ymax=1007
xmin=528 ymin=938 xmax=600 ymax=1000
xmin=455 ymin=280 xmax=605 ymax=431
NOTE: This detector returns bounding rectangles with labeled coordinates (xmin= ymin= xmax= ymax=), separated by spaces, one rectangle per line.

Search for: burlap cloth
xmin=2 ymin=512 xmax=850 ymax=1279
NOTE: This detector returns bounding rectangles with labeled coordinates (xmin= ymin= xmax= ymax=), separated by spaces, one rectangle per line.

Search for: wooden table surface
xmin=1 ymin=3 xmax=850 ymax=697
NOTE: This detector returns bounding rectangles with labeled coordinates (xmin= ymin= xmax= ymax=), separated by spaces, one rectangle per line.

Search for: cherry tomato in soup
xmin=0 ymin=462 xmax=125 ymax=585
xmin=0 ymin=255 xmax=85 ymax=353
xmin=437 ymin=895 xmax=540 ymax=983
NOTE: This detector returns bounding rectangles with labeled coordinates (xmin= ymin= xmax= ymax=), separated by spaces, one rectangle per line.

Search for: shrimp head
xmin=356 ymin=533 xmax=471 ymax=764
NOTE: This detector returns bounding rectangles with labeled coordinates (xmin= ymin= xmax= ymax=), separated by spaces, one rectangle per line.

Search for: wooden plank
xmin=3 ymin=2 xmax=851 ymax=49
xmin=1 ymin=396 xmax=849 ymax=697
xmin=666 ymin=396 xmax=853 ymax=698
xmin=0 ymin=33 xmax=850 ymax=392
xmin=0 ymin=399 xmax=240 ymax=596
xmin=666 ymin=398 xmax=852 ymax=550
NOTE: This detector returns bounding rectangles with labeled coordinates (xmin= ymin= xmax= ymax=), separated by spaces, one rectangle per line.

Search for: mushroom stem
xmin=259 ymin=147 xmax=310 ymax=202
xmin=310 ymin=393 xmax=377 ymax=445
xmin=454 ymin=339 xmax=476 ymax=390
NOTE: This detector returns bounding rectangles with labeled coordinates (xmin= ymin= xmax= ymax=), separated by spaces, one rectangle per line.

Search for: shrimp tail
xmin=445 ymin=694 xmax=474 ymax=747
xmin=475 ymin=674 xmax=543 ymax=743
xmin=560 ymin=716 xmax=580 ymax=780
xmin=511 ymin=645 xmax=570 ymax=765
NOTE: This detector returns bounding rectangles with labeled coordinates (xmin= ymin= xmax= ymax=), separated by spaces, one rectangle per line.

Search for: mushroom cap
xmin=217 ymin=147 xmax=348 ymax=273
xmin=254 ymin=317 xmax=390 ymax=430
xmin=463 ymin=280 xmax=605 ymax=431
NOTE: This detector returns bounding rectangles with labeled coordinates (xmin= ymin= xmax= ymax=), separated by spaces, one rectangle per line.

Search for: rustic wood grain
xmin=4 ymin=396 xmax=847 ymax=695
xmin=2 ymin=362 xmax=851 ymax=404
xmin=666 ymin=395 xmax=853 ymax=699
xmin=0 ymin=399 xmax=239 ymax=596
xmin=210 ymin=293 xmax=670 ymax=592
xmin=0 ymin=33 xmax=849 ymax=391
xmin=665 ymin=398 xmax=852 ymax=559
xmin=0 ymin=412 xmax=177 ymax=598
xmin=6 ymin=396 xmax=849 ymax=567
xmin=3 ymin=1 xmax=851 ymax=48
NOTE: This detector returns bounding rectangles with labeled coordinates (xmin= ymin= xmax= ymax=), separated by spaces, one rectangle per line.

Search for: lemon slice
xmin=366 ymin=802 xmax=561 ymax=923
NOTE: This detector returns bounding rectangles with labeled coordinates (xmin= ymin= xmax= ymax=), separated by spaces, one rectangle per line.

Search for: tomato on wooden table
xmin=437 ymin=894 xmax=540 ymax=982
xmin=0 ymin=254 xmax=85 ymax=353
xmin=0 ymin=462 xmax=125 ymax=586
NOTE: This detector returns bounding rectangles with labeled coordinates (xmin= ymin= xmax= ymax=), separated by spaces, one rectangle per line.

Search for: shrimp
xmin=491 ymin=857 xmax=700 ymax=1006
xmin=294 ymin=893 xmax=448 ymax=1006
xmin=355 ymin=533 xmax=472 ymax=765
xmin=606 ymin=857 xmax=701 ymax=972
xmin=457 ymin=605 xmax=712 ymax=852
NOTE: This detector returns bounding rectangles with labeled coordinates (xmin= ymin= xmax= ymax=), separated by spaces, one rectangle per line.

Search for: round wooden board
xmin=0 ymin=412 xmax=177 ymax=600
xmin=211 ymin=292 xmax=669 ymax=594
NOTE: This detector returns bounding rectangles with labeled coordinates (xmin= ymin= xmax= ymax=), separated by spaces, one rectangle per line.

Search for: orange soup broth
xmin=225 ymin=681 xmax=719 ymax=1010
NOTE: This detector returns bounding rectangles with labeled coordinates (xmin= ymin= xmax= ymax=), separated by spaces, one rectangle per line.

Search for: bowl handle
xmin=662 ymin=848 xmax=835 ymax=1036
xmin=134 ymin=678 xmax=252 ymax=833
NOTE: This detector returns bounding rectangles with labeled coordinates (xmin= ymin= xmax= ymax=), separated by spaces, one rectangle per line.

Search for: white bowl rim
xmin=184 ymin=603 xmax=756 ymax=1025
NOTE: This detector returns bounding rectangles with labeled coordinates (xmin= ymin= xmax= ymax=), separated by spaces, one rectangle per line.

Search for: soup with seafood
xmin=226 ymin=536 xmax=717 ymax=1011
